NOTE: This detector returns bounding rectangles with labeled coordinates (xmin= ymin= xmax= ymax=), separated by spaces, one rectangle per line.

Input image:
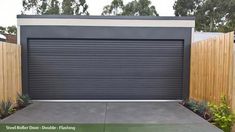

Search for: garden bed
xmin=0 ymin=94 xmax=31 ymax=119
xmin=180 ymin=100 xmax=212 ymax=122
xmin=0 ymin=103 xmax=32 ymax=119
xmin=180 ymin=97 xmax=235 ymax=132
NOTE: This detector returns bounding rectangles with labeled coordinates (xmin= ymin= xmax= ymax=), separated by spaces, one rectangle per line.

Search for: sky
xmin=0 ymin=0 xmax=176 ymax=27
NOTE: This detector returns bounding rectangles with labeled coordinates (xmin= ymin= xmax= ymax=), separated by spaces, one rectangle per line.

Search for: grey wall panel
xmin=28 ymin=39 xmax=183 ymax=100
xmin=21 ymin=26 xmax=192 ymax=100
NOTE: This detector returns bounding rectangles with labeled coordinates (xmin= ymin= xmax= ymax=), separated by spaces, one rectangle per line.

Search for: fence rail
xmin=190 ymin=32 xmax=234 ymax=109
xmin=0 ymin=42 xmax=21 ymax=103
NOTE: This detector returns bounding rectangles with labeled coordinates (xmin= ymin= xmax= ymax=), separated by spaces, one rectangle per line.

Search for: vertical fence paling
xmin=190 ymin=32 xmax=234 ymax=107
xmin=0 ymin=42 xmax=22 ymax=104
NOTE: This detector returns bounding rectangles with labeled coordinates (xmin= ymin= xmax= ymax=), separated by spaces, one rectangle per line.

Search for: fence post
xmin=0 ymin=42 xmax=4 ymax=101
xmin=230 ymin=32 xmax=235 ymax=111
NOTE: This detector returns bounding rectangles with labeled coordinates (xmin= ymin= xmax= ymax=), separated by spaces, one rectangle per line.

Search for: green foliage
xmin=0 ymin=100 xmax=14 ymax=119
xmin=102 ymin=0 xmax=124 ymax=15
xmin=0 ymin=26 xmax=6 ymax=34
xmin=197 ymin=101 xmax=208 ymax=114
xmin=62 ymin=0 xmax=74 ymax=15
xmin=102 ymin=0 xmax=158 ymax=16
xmin=17 ymin=93 xmax=31 ymax=108
xmin=182 ymin=99 xmax=213 ymax=121
xmin=44 ymin=0 xmax=60 ymax=15
xmin=22 ymin=0 xmax=89 ymax=15
xmin=184 ymin=99 xmax=209 ymax=114
xmin=173 ymin=0 xmax=202 ymax=16
xmin=6 ymin=26 xmax=17 ymax=35
xmin=209 ymin=97 xmax=235 ymax=132
xmin=22 ymin=0 xmax=39 ymax=14
xmin=186 ymin=99 xmax=199 ymax=112
xmin=62 ymin=0 xmax=89 ymax=15
xmin=173 ymin=0 xmax=235 ymax=32
xmin=183 ymin=97 xmax=235 ymax=131
xmin=0 ymin=26 xmax=17 ymax=35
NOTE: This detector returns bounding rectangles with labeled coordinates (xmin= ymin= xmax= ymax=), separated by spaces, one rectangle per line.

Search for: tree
xmin=7 ymin=26 xmax=17 ymax=35
xmin=173 ymin=0 xmax=202 ymax=16
xmin=196 ymin=0 xmax=226 ymax=32
xmin=62 ymin=0 xmax=74 ymax=15
xmin=22 ymin=0 xmax=89 ymax=15
xmin=217 ymin=0 xmax=235 ymax=32
xmin=61 ymin=0 xmax=89 ymax=15
xmin=102 ymin=0 xmax=124 ymax=15
xmin=0 ymin=26 xmax=6 ymax=34
xmin=123 ymin=0 xmax=158 ymax=16
xmin=102 ymin=0 xmax=159 ymax=16
xmin=44 ymin=0 xmax=60 ymax=15
xmin=173 ymin=0 xmax=235 ymax=32
xmin=22 ymin=0 xmax=53 ymax=14
xmin=0 ymin=26 xmax=17 ymax=35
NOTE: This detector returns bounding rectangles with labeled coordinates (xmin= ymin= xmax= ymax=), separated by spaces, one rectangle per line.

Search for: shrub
xmin=187 ymin=99 xmax=199 ymax=112
xmin=181 ymin=99 xmax=212 ymax=121
xmin=197 ymin=101 xmax=207 ymax=114
xmin=17 ymin=93 xmax=31 ymax=108
xmin=0 ymin=100 xmax=15 ymax=119
xmin=209 ymin=96 xmax=235 ymax=132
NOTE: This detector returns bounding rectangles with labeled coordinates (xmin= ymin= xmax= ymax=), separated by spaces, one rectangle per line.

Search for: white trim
xmin=191 ymin=27 xmax=195 ymax=44
xmin=17 ymin=26 xmax=20 ymax=44
xmin=17 ymin=19 xmax=195 ymax=28
xmin=31 ymin=100 xmax=182 ymax=103
xmin=17 ymin=18 xmax=195 ymax=44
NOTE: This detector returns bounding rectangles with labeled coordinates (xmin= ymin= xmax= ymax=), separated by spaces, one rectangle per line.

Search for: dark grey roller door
xmin=28 ymin=39 xmax=184 ymax=100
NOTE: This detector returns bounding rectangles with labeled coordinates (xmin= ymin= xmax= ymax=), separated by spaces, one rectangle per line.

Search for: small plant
xmin=187 ymin=99 xmax=199 ymax=112
xmin=197 ymin=101 xmax=208 ymax=114
xmin=209 ymin=96 xmax=235 ymax=132
xmin=0 ymin=100 xmax=15 ymax=119
xmin=181 ymin=99 xmax=212 ymax=121
xmin=17 ymin=93 xmax=30 ymax=108
xmin=182 ymin=99 xmax=207 ymax=113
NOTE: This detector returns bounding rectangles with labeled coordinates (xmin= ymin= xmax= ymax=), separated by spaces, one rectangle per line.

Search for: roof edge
xmin=17 ymin=15 xmax=195 ymax=20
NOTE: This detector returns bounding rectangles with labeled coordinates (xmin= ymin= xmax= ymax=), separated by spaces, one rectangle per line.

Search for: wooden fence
xmin=190 ymin=32 xmax=234 ymax=109
xmin=0 ymin=42 xmax=22 ymax=103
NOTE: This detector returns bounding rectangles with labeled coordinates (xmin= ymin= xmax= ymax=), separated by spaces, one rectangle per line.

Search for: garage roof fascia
xmin=17 ymin=15 xmax=195 ymax=44
xmin=17 ymin=15 xmax=195 ymax=28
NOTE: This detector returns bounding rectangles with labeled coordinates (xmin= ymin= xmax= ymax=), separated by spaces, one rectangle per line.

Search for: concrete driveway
xmin=0 ymin=102 xmax=222 ymax=132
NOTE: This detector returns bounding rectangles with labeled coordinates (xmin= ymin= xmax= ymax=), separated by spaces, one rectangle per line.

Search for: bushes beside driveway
xmin=181 ymin=97 xmax=235 ymax=132
xmin=0 ymin=94 xmax=30 ymax=119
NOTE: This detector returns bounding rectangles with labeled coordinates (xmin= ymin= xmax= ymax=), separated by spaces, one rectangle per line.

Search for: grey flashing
xmin=17 ymin=15 xmax=195 ymax=20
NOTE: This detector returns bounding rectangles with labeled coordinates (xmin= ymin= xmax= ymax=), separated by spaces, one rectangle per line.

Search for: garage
xmin=18 ymin=16 xmax=194 ymax=100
